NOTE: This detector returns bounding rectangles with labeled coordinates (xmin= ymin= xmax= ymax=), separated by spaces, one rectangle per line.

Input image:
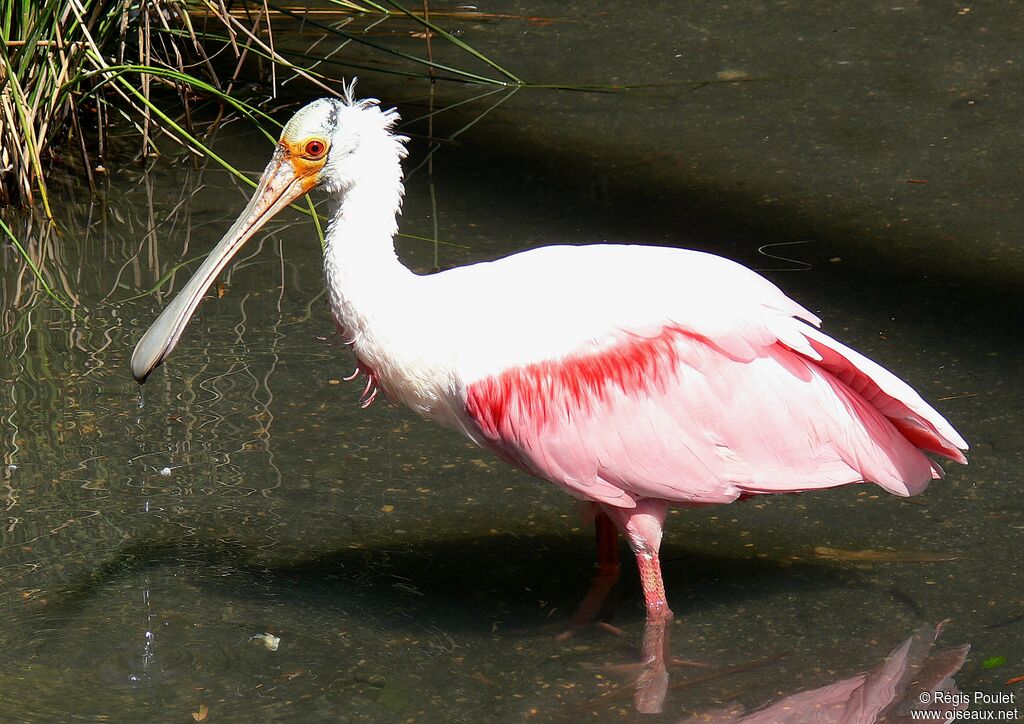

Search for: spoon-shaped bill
xmin=131 ymin=149 xmax=314 ymax=383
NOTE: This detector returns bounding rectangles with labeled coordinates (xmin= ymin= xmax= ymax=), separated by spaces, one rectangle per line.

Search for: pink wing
xmin=462 ymin=320 xmax=967 ymax=509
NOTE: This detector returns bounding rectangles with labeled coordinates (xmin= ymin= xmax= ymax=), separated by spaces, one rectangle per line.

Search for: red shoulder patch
xmin=465 ymin=327 xmax=687 ymax=440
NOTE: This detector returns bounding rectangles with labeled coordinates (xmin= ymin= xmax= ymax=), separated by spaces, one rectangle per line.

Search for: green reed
xmin=0 ymin=0 xmax=526 ymax=218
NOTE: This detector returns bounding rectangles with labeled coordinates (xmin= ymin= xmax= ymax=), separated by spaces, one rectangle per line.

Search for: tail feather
xmin=798 ymin=324 xmax=968 ymax=465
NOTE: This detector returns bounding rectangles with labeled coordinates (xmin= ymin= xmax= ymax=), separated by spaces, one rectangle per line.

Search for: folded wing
xmin=458 ymin=248 xmax=967 ymax=509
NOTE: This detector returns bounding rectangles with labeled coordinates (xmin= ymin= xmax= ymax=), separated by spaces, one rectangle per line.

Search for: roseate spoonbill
xmin=131 ymin=89 xmax=968 ymax=624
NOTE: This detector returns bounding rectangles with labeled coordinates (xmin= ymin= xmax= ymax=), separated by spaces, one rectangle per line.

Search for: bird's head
xmin=130 ymin=89 xmax=404 ymax=383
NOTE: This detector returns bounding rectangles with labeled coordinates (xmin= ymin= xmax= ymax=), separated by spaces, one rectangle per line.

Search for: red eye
xmin=304 ymin=139 xmax=326 ymax=158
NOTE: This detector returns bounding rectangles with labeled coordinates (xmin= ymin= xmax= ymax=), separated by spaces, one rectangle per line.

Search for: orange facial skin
xmin=281 ymin=136 xmax=330 ymax=192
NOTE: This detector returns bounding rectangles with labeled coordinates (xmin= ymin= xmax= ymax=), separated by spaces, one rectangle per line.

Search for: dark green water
xmin=0 ymin=2 xmax=1020 ymax=720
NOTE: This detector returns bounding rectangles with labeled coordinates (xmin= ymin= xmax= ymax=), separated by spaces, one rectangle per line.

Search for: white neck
xmin=322 ymin=152 xmax=415 ymax=347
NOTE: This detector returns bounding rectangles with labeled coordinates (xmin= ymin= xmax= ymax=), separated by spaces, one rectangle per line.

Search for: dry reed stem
xmin=199 ymin=0 xmax=343 ymax=98
xmin=1 ymin=0 xmax=520 ymax=214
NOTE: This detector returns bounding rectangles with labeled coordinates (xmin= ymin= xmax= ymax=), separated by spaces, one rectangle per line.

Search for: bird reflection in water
xmin=600 ymin=621 xmax=968 ymax=719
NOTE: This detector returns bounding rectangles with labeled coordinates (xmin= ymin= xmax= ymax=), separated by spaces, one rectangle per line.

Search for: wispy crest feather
xmin=340 ymin=77 xmax=401 ymax=131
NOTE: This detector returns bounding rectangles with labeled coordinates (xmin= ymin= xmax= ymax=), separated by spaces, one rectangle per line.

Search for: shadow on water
xmin=38 ymin=532 xmax=854 ymax=620
xmin=11 ymin=526 xmax=967 ymax=719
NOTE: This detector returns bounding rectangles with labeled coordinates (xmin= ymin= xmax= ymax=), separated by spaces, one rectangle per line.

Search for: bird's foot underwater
xmin=553 ymin=561 xmax=624 ymax=641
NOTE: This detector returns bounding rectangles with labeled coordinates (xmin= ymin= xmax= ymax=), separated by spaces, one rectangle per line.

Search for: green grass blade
xmin=267 ymin=2 xmax=510 ymax=86
xmin=381 ymin=0 xmax=522 ymax=84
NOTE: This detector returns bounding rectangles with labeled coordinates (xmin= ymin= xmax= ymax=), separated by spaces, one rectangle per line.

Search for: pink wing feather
xmin=460 ymin=258 xmax=966 ymax=509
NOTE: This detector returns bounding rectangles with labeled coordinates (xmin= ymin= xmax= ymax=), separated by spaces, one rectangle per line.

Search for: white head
xmin=131 ymin=88 xmax=406 ymax=382
xmin=278 ymin=92 xmax=407 ymax=196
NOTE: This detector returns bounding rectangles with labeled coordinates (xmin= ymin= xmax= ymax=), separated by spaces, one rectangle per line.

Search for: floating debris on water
xmin=250 ymin=633 xmax=281 ymax=651
xmin=814 ymin=546 xmax=959 ymax=563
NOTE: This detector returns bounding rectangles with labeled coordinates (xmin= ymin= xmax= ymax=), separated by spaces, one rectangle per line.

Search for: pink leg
xmin=636 ymin=552 xmax=670 ymax=617
xmin=601 ymin=500 xmax=673 ymax=713
xmin=600 ymin=500 xmax=673 ymax=619
xmin=595 ymin=509 xmax=620 ymax=574
xmin=566 ymin=509 xmax=622 ymax=629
